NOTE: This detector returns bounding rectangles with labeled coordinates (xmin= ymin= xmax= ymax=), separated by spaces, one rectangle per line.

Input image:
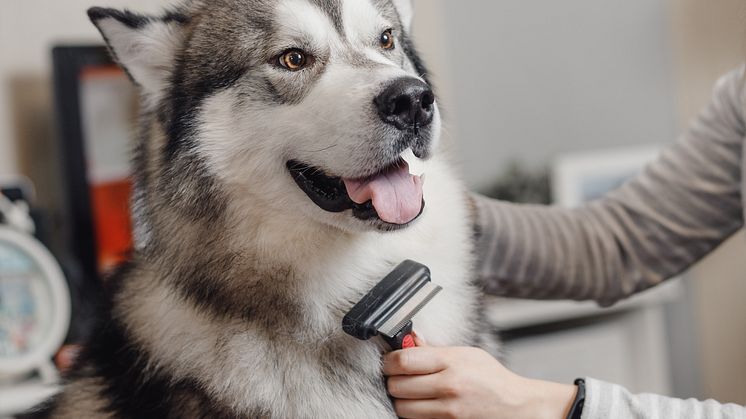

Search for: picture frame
xmin=52 ymin=45 xmax=135 ymax=285
xmin=551 ymin=145 xmax=664 ymax=207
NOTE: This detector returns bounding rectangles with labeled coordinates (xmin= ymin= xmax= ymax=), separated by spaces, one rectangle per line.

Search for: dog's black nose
xmin=375 ymin=78 xmax=435 ymax=132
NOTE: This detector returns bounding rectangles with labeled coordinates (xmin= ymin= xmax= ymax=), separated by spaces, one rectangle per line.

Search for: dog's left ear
xmin=392 ymin=0 xmax=414 ymax=32
xmin=87 ymin=7 xmax=187 ymax=97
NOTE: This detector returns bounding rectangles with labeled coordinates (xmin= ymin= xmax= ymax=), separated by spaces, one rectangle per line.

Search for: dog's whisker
xmin=301 ymin=144 xmax=339 ymax=153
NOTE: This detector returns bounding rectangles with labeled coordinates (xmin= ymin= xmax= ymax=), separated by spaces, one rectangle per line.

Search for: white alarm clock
xmin=0 ymin=192 xmax=70 ymax=416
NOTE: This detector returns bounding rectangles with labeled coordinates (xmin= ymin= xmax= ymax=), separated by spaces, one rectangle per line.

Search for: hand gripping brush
xmin=342 ymin=260 xmax=442 ymax=350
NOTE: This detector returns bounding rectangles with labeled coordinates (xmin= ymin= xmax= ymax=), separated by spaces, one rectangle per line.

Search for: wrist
xmin=528 ymin=379 xmax=578 ymax=419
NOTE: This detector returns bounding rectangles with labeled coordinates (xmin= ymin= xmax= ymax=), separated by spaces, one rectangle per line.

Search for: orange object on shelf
xmin=90 ymin=179 xmax=133 ymax=274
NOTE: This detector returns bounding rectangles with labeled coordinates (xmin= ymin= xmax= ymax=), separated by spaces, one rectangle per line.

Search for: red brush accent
xmin=402 ymin=334 xmax=416 ymax=349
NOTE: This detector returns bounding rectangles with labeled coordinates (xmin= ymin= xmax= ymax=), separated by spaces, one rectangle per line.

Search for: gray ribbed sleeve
xmin=474 ymin=67 xmax=745 ymax=307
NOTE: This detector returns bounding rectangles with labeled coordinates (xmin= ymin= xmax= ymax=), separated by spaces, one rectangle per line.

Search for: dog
xmin=36 ymin=0 xmax=484 ymax=417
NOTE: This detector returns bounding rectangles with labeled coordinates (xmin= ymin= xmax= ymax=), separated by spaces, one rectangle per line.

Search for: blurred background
xmin=0 ymin=0 xmax=744 ymax=414
xmin=411 ymin=0 xmax=746 ymax=406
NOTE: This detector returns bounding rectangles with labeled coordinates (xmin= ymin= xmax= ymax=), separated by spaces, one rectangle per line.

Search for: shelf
xmin=484 ymin=279 xmax=683 ymax=330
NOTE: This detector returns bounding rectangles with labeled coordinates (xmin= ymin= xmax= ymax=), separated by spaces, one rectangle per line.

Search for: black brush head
xmin=343 ymin=260 xmax=441 ymax=341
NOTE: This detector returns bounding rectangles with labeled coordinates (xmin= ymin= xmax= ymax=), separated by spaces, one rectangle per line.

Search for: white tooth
xmin=401 ymin=148 xmax=425 ymax=177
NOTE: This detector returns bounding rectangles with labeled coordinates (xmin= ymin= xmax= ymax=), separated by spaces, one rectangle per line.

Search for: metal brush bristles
xmin=378 ymin=282 xmax=442 ymax=338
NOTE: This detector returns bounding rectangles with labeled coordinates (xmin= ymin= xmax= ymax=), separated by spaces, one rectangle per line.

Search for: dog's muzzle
xmin=287 ymin=78 xmax=436 ymax=230
xmin=287 ymin=159 xmax=426 ymax=230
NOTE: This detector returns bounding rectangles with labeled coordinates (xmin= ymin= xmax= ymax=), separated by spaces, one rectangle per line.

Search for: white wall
xmin=420 ymin=0 xmax=679 ymax=190
xmin=0 ymin=0 xmax=173 ymax=177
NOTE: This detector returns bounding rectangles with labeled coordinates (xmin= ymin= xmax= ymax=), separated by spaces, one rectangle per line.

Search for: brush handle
xmin=383 ymin=321 xmax=415 ymax=350
xmin=384 ymin=322 xmax=416 ymax=419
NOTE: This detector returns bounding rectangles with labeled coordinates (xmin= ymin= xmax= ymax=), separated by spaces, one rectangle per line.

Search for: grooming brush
xmin=342 ymin=260 xmax=442 ymax=350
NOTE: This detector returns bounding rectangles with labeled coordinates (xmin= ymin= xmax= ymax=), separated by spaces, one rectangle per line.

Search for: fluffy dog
xmin=37 ymin=0 xmax=483 ymax=417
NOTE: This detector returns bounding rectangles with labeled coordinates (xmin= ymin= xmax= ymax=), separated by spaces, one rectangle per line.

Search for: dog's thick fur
xmin=38 ymin=1 xmax=484 ymax=417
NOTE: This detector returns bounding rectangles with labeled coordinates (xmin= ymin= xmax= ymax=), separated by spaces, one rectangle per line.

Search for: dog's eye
xmin=380 ymin=29 xmax=395 ymax=50
xmin=279 ymin=49 xmax=307 ymax=71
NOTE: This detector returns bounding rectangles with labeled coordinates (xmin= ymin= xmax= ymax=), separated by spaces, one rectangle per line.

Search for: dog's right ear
xmin=87 ymin=7 xmax=187 ymax=97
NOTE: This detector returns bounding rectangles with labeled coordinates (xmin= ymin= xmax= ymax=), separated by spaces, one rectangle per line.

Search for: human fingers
xmin=411 ymin=331 xmax=428 ymax=347
xmin=393 ymin=398 xmax=458 ymax=419
xmin=387 ymin=371 xmax=455 ymax=399
xmin=383 ymin=347 xmax=448 ymax=376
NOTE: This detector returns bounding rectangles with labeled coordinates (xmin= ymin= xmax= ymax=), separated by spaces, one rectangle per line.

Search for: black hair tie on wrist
xmin=566 ymin=378 xmax=586 ymax=419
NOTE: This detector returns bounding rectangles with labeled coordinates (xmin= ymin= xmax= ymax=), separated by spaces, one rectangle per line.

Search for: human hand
xmin=383 ymin=342 xmax=576 ymax=419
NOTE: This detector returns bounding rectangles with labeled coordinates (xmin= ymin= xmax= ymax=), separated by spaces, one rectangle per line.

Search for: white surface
xmin=552 ymin=145 xmax=663 ymax=206
xmin=0 ymin=380 xmax=60 ymax=417
xmin=79 ymin=70 xmax=135 ymax=183
xmin=504 ymin=305 xmax=673 ymax=395
xmin=0 ymin=227 xmax=70 ymax=375
xmin=0 ymin=194 xmax=35 ymax=234
xmin=485 ymin=279 xmax=682 ymax=330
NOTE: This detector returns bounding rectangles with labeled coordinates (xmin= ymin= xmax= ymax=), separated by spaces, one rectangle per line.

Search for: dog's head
xmin=89 ymin=0 xmax=440 ymax=233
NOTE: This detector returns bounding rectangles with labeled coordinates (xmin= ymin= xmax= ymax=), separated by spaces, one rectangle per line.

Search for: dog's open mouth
xmin=287 ymin=154 xmax=425 ymax=227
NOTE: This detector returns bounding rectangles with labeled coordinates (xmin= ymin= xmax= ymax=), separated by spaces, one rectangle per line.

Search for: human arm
xmin=384 ymin=346 xmax=576 ymax=419
xmin=383 ymin=346 xmax=746 ymax=419
xmin=475 ymin=67 xmax=745 ymax=305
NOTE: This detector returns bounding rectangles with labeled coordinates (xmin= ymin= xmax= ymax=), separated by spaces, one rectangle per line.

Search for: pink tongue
xmin=343 ymin=164 xmax=424 ymax=225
